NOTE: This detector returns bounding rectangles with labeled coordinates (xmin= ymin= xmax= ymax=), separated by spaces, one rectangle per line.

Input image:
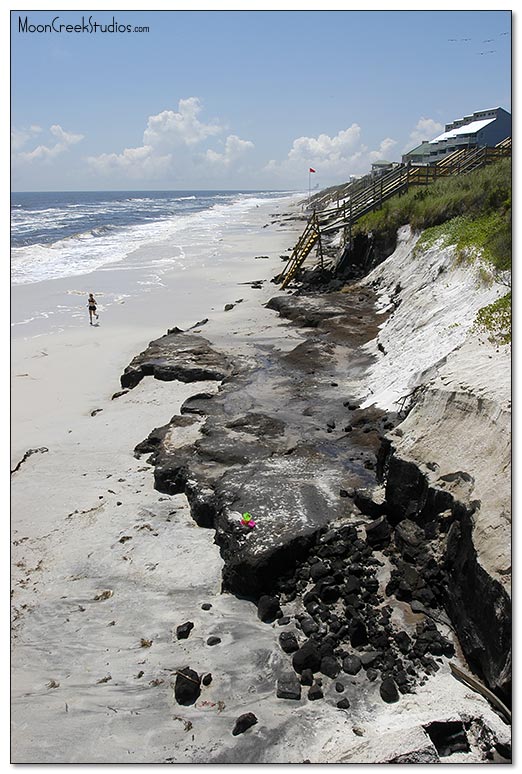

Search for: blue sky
xmin=10 ymin=9 xmax=512 ymax=191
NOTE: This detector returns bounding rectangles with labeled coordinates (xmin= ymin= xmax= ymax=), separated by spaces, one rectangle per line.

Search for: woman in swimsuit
xmin=88 ymin=293 xmax=99 ymax=325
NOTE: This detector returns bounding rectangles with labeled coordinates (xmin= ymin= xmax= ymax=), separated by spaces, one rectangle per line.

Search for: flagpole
xmin=308 ymin=168 xmax=316 ymax=203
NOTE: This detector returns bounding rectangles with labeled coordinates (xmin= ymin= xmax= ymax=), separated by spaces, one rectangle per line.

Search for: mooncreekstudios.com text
xmin=18 ymin=16 xmax=149 ymax=34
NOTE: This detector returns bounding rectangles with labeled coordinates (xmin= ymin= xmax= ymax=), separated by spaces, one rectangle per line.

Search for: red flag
xmin=309 ymin=167 xmax=316 ymax=173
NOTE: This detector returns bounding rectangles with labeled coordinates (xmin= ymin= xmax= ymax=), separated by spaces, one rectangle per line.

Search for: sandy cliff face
xmin=359 ymin=226 xmax=511 ymax=700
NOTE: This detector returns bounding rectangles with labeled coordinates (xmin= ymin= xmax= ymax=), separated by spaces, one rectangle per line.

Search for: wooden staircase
xmin=277 ymin=212 xmax=323 ymax=288
xmin=279 ymin=138 xmax=511 ymax=289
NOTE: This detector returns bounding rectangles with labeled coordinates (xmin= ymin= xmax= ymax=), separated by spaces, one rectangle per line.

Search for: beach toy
xmin=242 ymin=512 xmax=256 ymax=529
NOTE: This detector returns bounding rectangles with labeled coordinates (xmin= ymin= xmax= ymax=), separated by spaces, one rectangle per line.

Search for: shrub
xmin=475 ymin=292 xmax=511 ymax=345
xmin=354 ymin=158 xmax=512 ymax=272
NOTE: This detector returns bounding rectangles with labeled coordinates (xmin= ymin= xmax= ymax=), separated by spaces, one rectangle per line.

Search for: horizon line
xmin=11 ymin=187 xmax=302 ymax=195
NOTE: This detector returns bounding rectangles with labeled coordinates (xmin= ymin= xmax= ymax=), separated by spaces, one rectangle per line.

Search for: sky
xmin=10 ymin=8 xmax=513 ymax=192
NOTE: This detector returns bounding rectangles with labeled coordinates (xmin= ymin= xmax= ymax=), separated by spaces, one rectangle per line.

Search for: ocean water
xmin=11 ymin=189 xmax=295 ymax=285
xmin=11 ymin=188 xmax=301 ymax=337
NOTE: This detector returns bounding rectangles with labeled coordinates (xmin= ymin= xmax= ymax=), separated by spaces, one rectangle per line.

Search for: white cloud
xmin=49 ymin=124 xmax=83 ymax=146
xmin=287 ymin=124 xmax=362 ymax=164
xmin=368 ymin=137 xmax=398 ymax=163
xmin=266 ymin=124 xmax=400 ymax=184
xmin=88 ymin=145 xmax=172 ymax=179
xmin=205 ymin=134 xmax=254 ymax=166
xmin=404 ymin=117 xmax=444 ymax=151
xmin=88 ymin=97 xmax=254 ymax=181
xmin=14 ymin=123 xmax=84 ymax=163
xmin=11 ymin=124 xmax=43 ymax=152
xmin=143 ymin=97 xmax=221 ymax=148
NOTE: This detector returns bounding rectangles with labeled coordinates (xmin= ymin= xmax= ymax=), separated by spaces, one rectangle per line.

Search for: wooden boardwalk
xmin=278 ymin=138 xmax=511 ymax=289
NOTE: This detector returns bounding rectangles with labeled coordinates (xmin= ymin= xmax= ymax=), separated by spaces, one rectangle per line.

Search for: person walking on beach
xmin=87 ymin=293 xmax=99 ymax=325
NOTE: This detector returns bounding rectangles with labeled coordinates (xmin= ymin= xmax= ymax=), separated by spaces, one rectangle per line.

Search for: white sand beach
xmin=11 ymin=198 xmax=310 ymax=763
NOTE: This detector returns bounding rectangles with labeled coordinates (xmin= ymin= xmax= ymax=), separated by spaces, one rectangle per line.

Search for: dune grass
xmin=354 ymin=157 xmax=511 ymax=344
xmin=354 ymin=158 xmax=511 ymax=272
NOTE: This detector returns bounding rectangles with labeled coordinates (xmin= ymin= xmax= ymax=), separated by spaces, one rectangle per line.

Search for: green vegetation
xmin=474 ymin=292 xmax=511 ymax=345
xmin=415 ymin=211 xmax=511 ymax=272
xmin=354 ymin=158 xmax=511 ymax=272
xmin=354 ymin=158 xmax=512 ymax=345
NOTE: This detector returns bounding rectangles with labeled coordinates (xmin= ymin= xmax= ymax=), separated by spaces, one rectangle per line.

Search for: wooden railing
xmin=279 ymin=138 xmax=511 ymax=287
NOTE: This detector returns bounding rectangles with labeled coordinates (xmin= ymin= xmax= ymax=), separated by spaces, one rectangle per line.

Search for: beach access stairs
xmin=278 ymin=137 xmax=512 ymax=289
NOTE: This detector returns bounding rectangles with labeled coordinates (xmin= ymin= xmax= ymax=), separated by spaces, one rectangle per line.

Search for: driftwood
xmin=449 ymin=662 xmax=511 ymax=724
xmin=11 ymin=446 xmax=48 ymax=474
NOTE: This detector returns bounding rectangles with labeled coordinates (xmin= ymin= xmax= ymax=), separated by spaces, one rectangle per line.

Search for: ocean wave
xmin=11 ymin=191 xmax=298 ymax=285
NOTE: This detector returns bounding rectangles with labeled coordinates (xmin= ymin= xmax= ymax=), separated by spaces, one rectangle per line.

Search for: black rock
xmin=320 ymin=585 xmax=340 ymax=604
xmin=365 ymin=515 xmax=391 ymax=548
xmin=366 ymin=668 xmax=379 ymax=681
xmin=206 ymin=636 xmax=221 ymax=646
xmin=360 ymin=650 xmax=379 ymax=668
xmin=394 ymin=669 xmax=409 ymax=687
xmin=338 ymin=625 xmax=352 ymax=641
xmin=316 ymin=605 xmax=330 ymax=623
xmin=428 ymin=640 xmax=444 ymax=656
xmin=342 ymin=655 xmax=362 ymax=675
xmin=365 ymin=577 xmax=379 ymax=594
xmin=349 ymin=619 xmax=368 ymax=647
xmin=395 ymin=519 xmax=424 ymax=547
xmin=373 ymin=633 xmax=389 ymax=650
xmin=310 ymin=562 xmax=329 ymax=581
xmin=279 ymin=631 xmax=299 ymax=654
xmin=344 ymin=576 xmax=361 ymax=596
xmin=320 ymin=656 xmax=340 ymax=678
xmin=380 ymin=677 xmax=400 ymax=703
xmin=316 ymin=574 xmax=335 ymax=589
xmin=293 ymin=641 xmax=322 ymax=674
xmin=301 ymin=617 xmax=319 ymax=637
xmin=300 ymin=668 xmax=314 ymax=686
xmin=232 ymin=712 xmax=258 ymax=736
xmin=422 ymin=656 xmax=440 ymax=674
xmin=176 ymin=621 xmax=195 ymax=640
xmin=277 ymin=616 xmax=291 ymax=626
xmin=319 ymin=634 xmax=339 ymax=657
xmin=335 ymin=681 xmax=345 ymax=693
xmin=277 ymin=672 xmax=302 ymax=700
xmin=121 ymin=331 xmax=232 ymax=390
xmin=337 ymin=698 xmax=350 ymax=710
xmin=257 ymin=595 xmax=282 ymax=623
xmin=394 ymin=631 xmax=412 ymax=654
xmin=202 ymin=673 xmax=212 ymax=686
xmin=174 ymin=667 xmax=201 ymax=705
xmin=308 ymin=683 xmax=324 ymax=701
xmin=201 ymin=603 xmax=212 ymax=611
